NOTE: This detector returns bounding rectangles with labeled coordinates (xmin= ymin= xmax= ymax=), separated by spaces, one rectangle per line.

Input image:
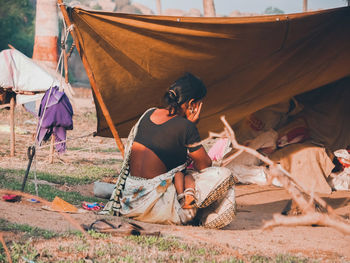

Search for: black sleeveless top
xmin=134 ymin=109 xmax=201 ymax=171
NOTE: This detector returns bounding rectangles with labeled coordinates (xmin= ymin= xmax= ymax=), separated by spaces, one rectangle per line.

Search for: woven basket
xmin=197 ymin=175 xmax=235 ymax=208
xmin=203 ymin=203 xmax=236 ymax=229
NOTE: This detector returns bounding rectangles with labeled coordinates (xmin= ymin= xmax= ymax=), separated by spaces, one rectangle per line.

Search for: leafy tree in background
xmin=264 ymin=6 xmax=284 ymax=15
xmin=0 ymin=0 xmax=35 ymax=56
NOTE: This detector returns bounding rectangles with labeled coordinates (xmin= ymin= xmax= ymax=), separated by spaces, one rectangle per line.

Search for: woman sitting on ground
xmin=103 ymin=73 xmax=236 ymax=228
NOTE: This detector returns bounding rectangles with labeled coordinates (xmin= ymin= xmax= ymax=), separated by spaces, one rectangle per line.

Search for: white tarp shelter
xmin=0 ymin=48 xmax=72 ymax=105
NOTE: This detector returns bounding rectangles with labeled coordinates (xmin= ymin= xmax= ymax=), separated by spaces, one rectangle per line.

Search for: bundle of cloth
xmin=226 ymin=98 xmax=307 ymax=187
xmin=328 ymin=148 xmax=350 ymax=191
xmin=225 ymin=78 xmax=350 ymax=194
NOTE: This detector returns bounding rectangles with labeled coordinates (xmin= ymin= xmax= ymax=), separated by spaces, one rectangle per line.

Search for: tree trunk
xmin=33 ymin=0 xmax=58 ymax=162
xmin=32 ymin=0 xmax=58 ymax=70
xmin=203 ymin=0 xmax=216 ymax=17
xmin=303 ymin=0 xmax=308 ymax=12
xmin=156 ymin=0 xmax=162 ymax=15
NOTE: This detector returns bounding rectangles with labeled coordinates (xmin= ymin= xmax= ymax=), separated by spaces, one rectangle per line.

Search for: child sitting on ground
xmin=174 ymin=137 xmax=232 ymax=210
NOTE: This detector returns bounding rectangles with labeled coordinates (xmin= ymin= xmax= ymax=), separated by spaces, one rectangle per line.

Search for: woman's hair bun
xmin=164 ymin=72 xmax=206 ymax=115
xmin=168 ymin=89 xmax=178 ymax=102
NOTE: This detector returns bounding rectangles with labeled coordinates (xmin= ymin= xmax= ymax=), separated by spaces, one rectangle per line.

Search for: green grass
xmin=99 ymin=147 xmax=119 ymax=153
xmin=126 ymin=235 xmax=225 ymax=262
xmin=249 ymin=254 xmax=313 ymax=263
xmin=87 ymin=230 xmax=110 ymax=239
xmin=68 ymin=146 xmax=119 ymax=153
xmin=126 ymin=235 xmax=187 ymax=251
xmin=274 ymin=254 xmax=313 ymax=263
xmin=0 ymin=167 xmax=114 ymax=185
xmin=0 ymin=231 xmax=320 ymax=263
xmin=0 ymin=219 xmax=57 ymax=239
xmin=0 ymin=172 xmax=104 ymax=205
xmin=9 ymin=241 xmax=40 ymax=263
xmin=0 ymin=221 xmax=94 ymax=262
xmin=67 ymin=146 xmax=85 ymax=151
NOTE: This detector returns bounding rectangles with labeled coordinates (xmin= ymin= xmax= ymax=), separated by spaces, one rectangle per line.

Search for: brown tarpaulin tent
xmin=67 ymin=6 xmax=350 ymax=139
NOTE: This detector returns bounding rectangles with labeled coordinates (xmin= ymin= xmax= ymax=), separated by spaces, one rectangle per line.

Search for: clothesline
xmin=30 ymin=19 xmax=75 ymax=196
xmin=65 ymin=143 xmax=121 ymax=154
xmin=37 ymin=131 xmax=95 ymax=150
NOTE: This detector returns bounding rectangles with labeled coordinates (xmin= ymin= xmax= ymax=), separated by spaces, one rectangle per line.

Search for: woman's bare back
xmin=130 ymin=109 xmax=176 ymax=179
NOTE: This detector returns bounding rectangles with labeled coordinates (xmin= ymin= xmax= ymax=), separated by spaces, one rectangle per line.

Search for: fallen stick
xmin=264 ymin=213 xmax=350 ymax=235
xmin=0 ymin=232 xmax=12 ymax=263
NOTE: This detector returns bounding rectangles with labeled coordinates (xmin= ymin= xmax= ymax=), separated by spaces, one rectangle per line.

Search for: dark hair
xmin=164 ymin=72 xmax=207 ymax=116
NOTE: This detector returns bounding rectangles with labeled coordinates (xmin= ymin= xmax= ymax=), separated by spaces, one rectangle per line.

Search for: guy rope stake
xmin=21 ymin=146 xmax=36 ymax=192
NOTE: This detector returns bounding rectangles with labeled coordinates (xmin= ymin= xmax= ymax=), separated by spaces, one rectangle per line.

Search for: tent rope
xmin=67 ymin=42 xmax=76 ymax=58
xmin=37 ymin=132 xmax=95 ymax=150
xmin=31 ymin=20 xmax=74 ymax=196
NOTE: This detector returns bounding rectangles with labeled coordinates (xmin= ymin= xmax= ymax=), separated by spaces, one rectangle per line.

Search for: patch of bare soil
xmin=56 ymin=183 xmax=95 ymax=197
xmin=0 ymin=87 xmax=349 ymax=262
xmin=1 ymin=184 xmax=349 ymax=261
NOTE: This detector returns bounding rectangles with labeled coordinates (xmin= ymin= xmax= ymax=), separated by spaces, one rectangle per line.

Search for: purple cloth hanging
xmin=37 ymin=86 xmax=73 ymax=153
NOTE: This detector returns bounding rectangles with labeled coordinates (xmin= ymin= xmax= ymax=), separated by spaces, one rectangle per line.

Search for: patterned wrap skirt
xmin=103 ymin=108 xmax=236 ymax=228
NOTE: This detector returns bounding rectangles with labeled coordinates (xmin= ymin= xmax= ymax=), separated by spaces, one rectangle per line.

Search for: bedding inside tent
xmin=231 ymin=76 xmax=350 ymax=193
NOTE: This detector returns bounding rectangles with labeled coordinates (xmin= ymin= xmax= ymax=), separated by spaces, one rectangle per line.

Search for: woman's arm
xmin=188 ymin=146 xmax=212 ymax=171
xmin=186 ymin=102 xmax=211 ymax=170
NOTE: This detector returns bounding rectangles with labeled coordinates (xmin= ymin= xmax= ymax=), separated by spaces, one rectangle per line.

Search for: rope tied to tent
xmin=67 ymin=24 xmax=74 ymax=32
xmin=28 ymin=19 xmax=75 ymax=196
xmin=65 ymin=24 xmax=76 ymax=58
xmin=67 ymin=42 xmax=76 ymax=58
xmin=36 ymin=131 xmax=95 ymax=150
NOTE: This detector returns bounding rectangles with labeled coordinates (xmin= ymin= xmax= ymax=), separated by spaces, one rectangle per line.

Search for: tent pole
xmin=10 ymin=95 xmax=15 ymax=157
xmin=57 ymin=0 xmax=125 ymax=157
xmin=61 ymin=26 xmax=69 ymax=84
xmin=49 ymin=135 xmax=55 ymax=163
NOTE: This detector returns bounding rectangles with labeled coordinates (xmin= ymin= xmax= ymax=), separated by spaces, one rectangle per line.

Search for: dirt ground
xmin=0 ymin=88 xmax=349 ymax=262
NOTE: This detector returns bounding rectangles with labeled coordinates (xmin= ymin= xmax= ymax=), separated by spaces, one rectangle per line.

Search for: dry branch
xmin=218 ymin=116 xmax=350 ymax=235
xmin=222 ymin=149 xmax=243 ymax=167
xmin=264 ymin=213 xmax=350 ymax=235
